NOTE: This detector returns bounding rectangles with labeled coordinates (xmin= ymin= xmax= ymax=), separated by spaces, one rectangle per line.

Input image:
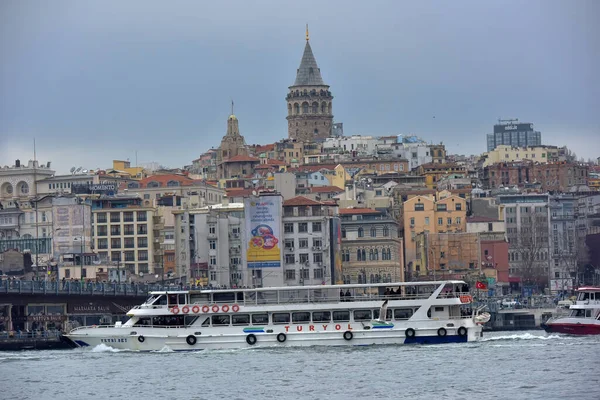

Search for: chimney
xmin=15 ymin=159 xmax=20 ymax=167
xmin=222 ymin=195 xmax=229 ymax=206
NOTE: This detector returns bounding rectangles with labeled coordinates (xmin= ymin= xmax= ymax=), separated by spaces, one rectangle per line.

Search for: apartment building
xmin=339 ymin=208 xmax=404 ymax=284
xmin=282 ymin=196 xmax=338 ymax=286
xmin=91 ymin=195 xmax=164 ymax=277
xmin=403 ymin=194 xmax=467 ymax=280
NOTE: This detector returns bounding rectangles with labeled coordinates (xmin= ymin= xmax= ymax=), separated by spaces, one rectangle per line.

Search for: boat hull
xmin=64 ymin=324 xmax=483 ymax=351
xmin=542 ymin=321 xmax=600 ymax=335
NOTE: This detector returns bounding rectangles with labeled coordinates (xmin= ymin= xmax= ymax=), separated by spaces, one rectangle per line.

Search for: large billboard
xmin=493 ymin=123 xmax=534 ymax=133
xmin=244 ymin=195 xmax=282 ymax=268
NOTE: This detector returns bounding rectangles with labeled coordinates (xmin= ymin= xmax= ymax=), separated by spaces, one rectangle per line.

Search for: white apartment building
xmin=174 ymin=201 xmax=250 ymax=287
xmin=282 ymin=196 xmax=338 ymax=286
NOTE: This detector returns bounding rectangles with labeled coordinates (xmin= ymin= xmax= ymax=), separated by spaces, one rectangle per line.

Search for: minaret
xmin=286 ymin=26 xmax=333 ymax=142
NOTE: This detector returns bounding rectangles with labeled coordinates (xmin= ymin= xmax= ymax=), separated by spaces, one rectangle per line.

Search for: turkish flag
xmin=475 ymin=281 xmax=487 ymax=290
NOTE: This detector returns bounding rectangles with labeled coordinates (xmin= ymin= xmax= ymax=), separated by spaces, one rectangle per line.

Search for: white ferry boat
xmin=542 ymin=287 xmax=600 ymax=335
xmin=63 ymin=280 xmax=490 ymax=351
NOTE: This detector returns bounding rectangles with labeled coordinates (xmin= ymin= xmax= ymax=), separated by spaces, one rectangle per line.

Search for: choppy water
xmin=2 ymin=331 xmax=598 ymax=400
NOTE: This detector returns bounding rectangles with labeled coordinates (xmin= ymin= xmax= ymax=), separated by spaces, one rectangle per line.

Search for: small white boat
xmin=542 ymin=287 xmax=600 ymax=335
xmin=64 ymin=280 xmax=487 ymax=351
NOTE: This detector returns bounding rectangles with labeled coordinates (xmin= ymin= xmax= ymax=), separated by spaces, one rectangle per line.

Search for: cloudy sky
xmin=1 ymin=0 xmax=598 ymax=174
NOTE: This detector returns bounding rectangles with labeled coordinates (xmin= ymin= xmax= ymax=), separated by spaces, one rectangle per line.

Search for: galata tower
xmin=286 ymin=27 xmax=333 ymax=142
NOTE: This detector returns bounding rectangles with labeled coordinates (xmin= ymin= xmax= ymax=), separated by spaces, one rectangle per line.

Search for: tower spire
xmin=231 ymin=99 xmax=234 ymax=116
xmin=306 ymin=24 xmax=309 ymax=41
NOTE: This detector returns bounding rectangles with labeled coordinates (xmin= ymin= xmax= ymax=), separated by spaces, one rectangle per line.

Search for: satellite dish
xmin=76 ymin=167 xmax=82 ymax=173
xmin=139 ymin=272 xmax=144 ymax=277
xmin=252 ymin=190 xmax=257 ymax=196
xmin=82 ymin=169 xmax=88 ymax=173
xmin=70 ymin=167 xmax=76 ymax=174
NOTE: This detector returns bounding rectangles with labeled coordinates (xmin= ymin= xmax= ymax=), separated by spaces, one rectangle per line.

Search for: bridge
xmin=0 ymin=280 xmax=173 ymax=298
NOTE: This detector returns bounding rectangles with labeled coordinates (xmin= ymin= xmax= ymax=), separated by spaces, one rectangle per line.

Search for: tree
xmin=511 ymin=212 xmax=549 ymax=291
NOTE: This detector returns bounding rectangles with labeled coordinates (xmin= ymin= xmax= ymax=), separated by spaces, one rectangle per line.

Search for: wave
xmin=90 ymin=343 xmax=127 ymax=353
xmin=152 ymin=346 xmax=174 ymax=353
xmin=482 ymin=332 xmax=565 ymax=342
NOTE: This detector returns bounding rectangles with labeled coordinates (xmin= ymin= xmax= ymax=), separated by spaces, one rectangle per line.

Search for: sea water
xmin=2 ymin=331 xmax=598 ymax=400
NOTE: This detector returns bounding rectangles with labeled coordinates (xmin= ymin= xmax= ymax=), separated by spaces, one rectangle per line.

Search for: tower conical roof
xmin=293 ymin=41 xmax=325 ymax=86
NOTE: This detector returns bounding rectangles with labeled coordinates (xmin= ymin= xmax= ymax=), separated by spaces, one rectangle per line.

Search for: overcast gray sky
xmin=1 ymin=0 xmax=598 ymax=174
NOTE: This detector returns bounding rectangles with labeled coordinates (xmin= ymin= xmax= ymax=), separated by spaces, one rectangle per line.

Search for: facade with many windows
xmin=91 ymin=195 xmax=163 ymax=278
xmin=339 ymin=208 xmax=404 ymax=284
xmin=282 ymin=196 xmax=338 ymax=286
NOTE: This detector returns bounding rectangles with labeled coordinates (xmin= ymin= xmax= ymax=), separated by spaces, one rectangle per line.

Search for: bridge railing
xmin=0 ymin=280 xmax=179 ymax=296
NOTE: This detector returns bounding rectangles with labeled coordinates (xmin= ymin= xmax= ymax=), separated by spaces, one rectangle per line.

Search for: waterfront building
xmin=498 ymin=194 xmax=550 ymax=291
xmin=286 ymin=29 xmax=334 ymax=141
xmin=486 ymin=120 xmax=542 ymax=152
xmin=91 ymin=195 xmax=164 ymax=277
xmin=174 ymin=199 xmax=246 ymax=287
xmin=403 ymin=194 xmax=467 ymax=280
xmin=110 ymin=160 xmax=147 ymax=180
xmin=282 ymin=196 xmax=338 ymax=286
xmin=339 ymin=207 xmax=404 ymax=284
xmin=429 ymin=143 xmax=447 ymax=164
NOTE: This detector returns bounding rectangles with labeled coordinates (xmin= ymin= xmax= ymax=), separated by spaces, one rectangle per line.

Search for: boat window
xmin=178 ymin=294 xmax=186 ymax=304
xmin=213 ymin=292 xmax=236 ymax=303
xmin=201 ymin=317 xmax=210 ymax=327
xmin=434 ymin=306 xmax=444 ymax=312
xmin=212 ymin=315 xmax=230 ymax=326
xmin=394 ymin=308 xmax=414 ymax=320
xmin=134 ymin=317 xmax=152 ymax=326
xmin=333 ymin=311 xmax=350 ymax=322
xmin=152 ymin=316 xmax=185 ymax=326
xmin=571 ymin=309 xmax=585 ymax=317
xmin=373 ymin=309 xmax=392 ymax=320
xmin=252 ymin=314 xmax=268 ymax=325
xmin=168 ymin=294 xmax=178 ymax=306
xmin=184 ymin=316 xmax=199 ymax=326
xmin=312 ymin=311 xmax=331 ymax=322
xmin=144 ymin=295 xmax=157 ymax=304
xmin=272 ymin=313 xmax=290 ymax=324
xmin=353 ymin=310 xmax=372 ymax=321
xmin=292 ymin=312 xmax=311 ymax=323
xmin=232 ymin=314 xmax=250 ymax=326
xmin=189 ymin=294 xmax=210 ymax=304
xmin=155 ymin=295 xmax=167 ymax=306
xmin=585 ymin=309 xmax=592 ymax=318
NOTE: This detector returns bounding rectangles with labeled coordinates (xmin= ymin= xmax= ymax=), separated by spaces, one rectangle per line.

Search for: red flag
xmin=476 ymin=281 xmax=487 ymax=290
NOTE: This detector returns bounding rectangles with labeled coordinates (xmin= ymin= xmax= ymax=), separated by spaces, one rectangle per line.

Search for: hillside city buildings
xmin=2 ymin=31 xmax=599 ymax=296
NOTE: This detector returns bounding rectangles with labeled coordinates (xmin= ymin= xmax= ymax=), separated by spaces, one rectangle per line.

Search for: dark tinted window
xmin=394 ymin=308 xmax=413 ymax=320
xmin=251 ymin=314 xmax=268 ymax=325
xmin=232 ymin=314 xmax=250 ymax=326
xmin=292 ymin=312 xmax=310 ymax=323
xmin=312 ymin=311 xmax=331 ymax=322
xmin=332 ymin=311 xmax=350 ymax=322
xmin=354 ymin=310 xmax=372 ymax=321
xmin=211 ymin=315 xmax=230 ymax=326
xmin=272 ymin=313 xmax=290 ymax=324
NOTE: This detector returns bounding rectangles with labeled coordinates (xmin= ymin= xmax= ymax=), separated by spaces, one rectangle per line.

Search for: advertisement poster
xmin=244 ymin=196 xmax=282 ymax=268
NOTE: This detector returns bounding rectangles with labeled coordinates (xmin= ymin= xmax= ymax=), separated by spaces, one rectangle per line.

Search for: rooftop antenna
xmin=70 ymin=167 xmax=76 ymax=174
xmin=231 ymin=99 xmax=234 ymax=116
xmin=76 ymin=167 xmax=82 ymax=173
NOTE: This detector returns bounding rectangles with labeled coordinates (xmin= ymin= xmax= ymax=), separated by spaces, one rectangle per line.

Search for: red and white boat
xmin=543 ymin=287 xmax=600 ymax=335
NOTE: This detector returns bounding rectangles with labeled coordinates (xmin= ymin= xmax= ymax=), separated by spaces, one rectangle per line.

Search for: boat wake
xmin=152 ymin=346 xmax=174 ymax=353
xmin=91 ymin=343 xmax=128 ymax=353
xmin=482 ymin=332 xmax=565 ymax=342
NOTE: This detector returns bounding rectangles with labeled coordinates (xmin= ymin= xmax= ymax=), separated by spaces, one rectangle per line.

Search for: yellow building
xmin=415 ymin=163 xmax=466 ymax=190
xmin=403 ymin=194 xmax=467 ymax=280
xmin=112 ymin=160 xmax=147 ymax=180
xmin=483 ymin=145 xmax=557 ymax=167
